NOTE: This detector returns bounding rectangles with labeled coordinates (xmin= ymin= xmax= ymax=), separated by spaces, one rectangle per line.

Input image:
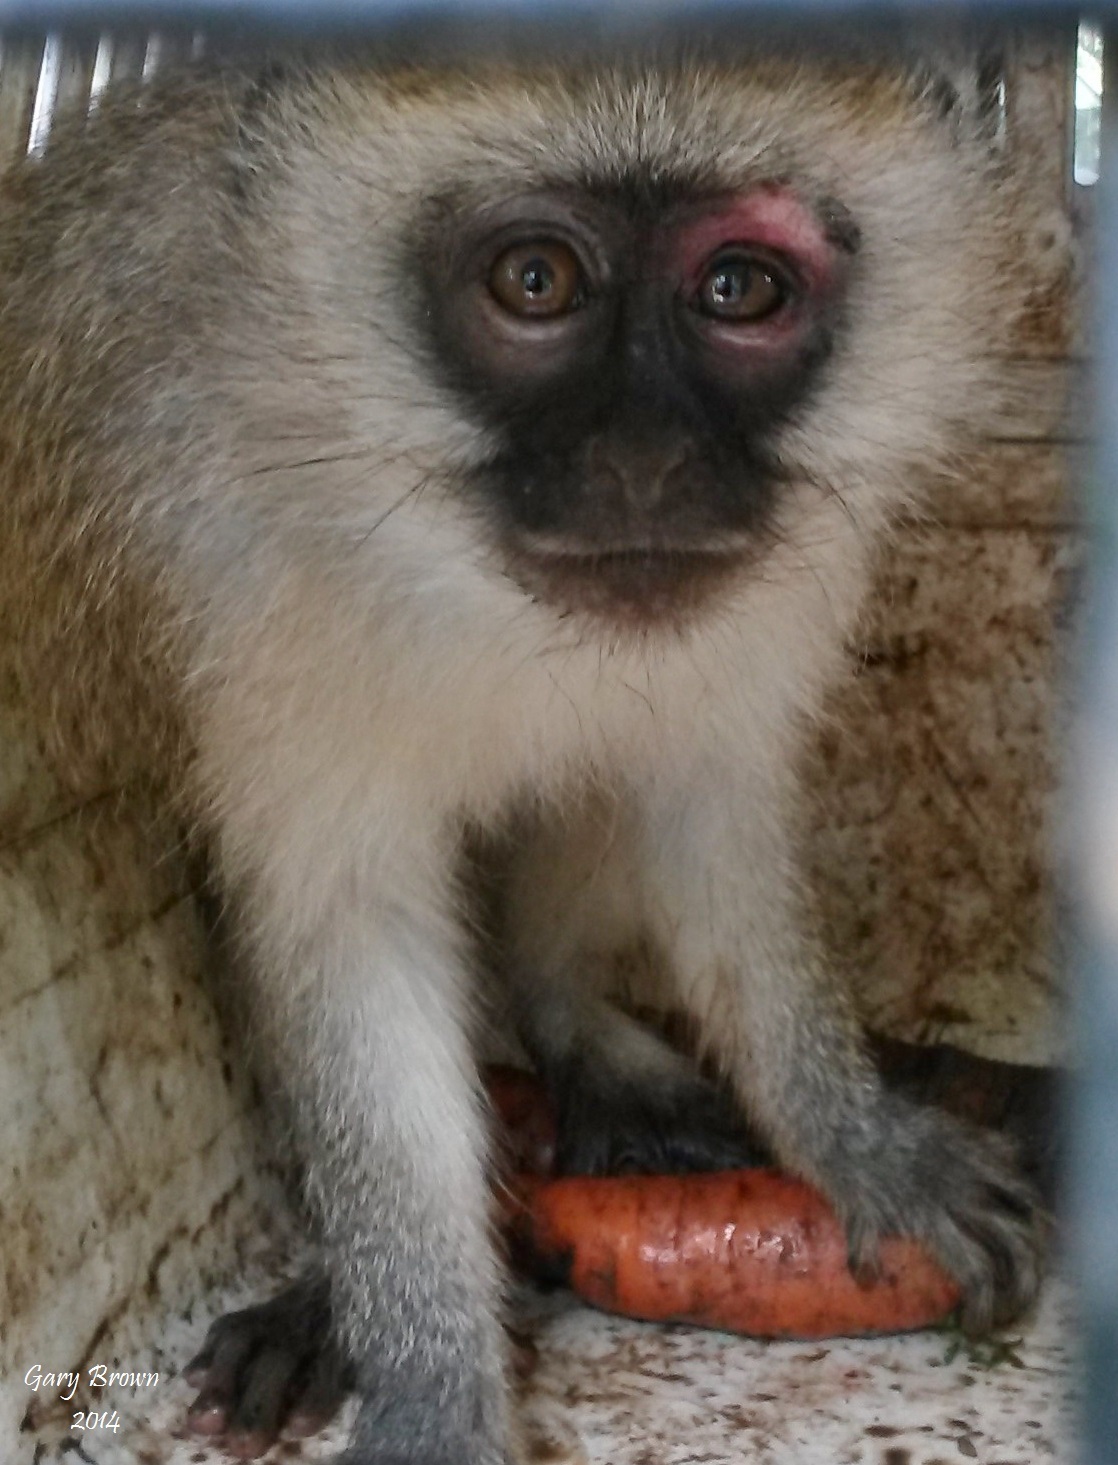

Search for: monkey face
xmin=264 ymin=60 xmax=1007 ymax=642
xmin=422 ymin=182 xmax=856 ymax=625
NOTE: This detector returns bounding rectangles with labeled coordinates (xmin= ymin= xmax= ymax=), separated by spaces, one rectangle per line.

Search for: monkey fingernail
xmin=185 ymin=1398 xmax=230 ymax=1435
xmin=223 ymin=1428 xmax=277 ymax=1459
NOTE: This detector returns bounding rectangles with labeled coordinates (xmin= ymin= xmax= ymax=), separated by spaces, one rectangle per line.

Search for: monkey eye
xmin=693 ymin=250 xmax=791 ymax=323
xmin=488 ymin=240 xmax=587 ymax=318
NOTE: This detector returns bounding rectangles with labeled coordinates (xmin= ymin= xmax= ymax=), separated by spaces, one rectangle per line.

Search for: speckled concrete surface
xmin=17 ymin=1268 xmax=1076 ymax=1465
xmin=510 ymin=1282 xmax=1076 ymax=1465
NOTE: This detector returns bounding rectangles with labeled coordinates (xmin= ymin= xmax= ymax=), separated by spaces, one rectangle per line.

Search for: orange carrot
xmin=484 ymin=1067 xmax=961 ymax=1338
xmin=501 ymin=1170 xmax=961 ymax=1339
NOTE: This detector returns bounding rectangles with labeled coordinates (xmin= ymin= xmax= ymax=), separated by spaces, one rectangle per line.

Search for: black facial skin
xmin=419 ymin=179 xmax=853 ymax=628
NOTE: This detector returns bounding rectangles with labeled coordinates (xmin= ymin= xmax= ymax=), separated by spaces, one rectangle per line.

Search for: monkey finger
xmin=841 ymin=1203 xmax=889 ymax=1274
xmin=184 ymin=1403 xmax=227 ymax=1437
xmin=185 ymin=1330 xmax=265 ymax=1434
xmin=953 ymin=1209 xmax=1046 ymax=1335
xmin=642 ymin=1123 xmax=765 ymax=1175
xmin=284 ymin=1347 xmax=352 ymax=1437
xmin=555 ymin=1073 xmax=763 ymax=1179
xmin=842 ymin=1218 xmax=884 ymax=1288
xmin=182 ymin=1305 xmax=260 ymax=1390
xmin=219 ymin=1345 xmax=304 ymax=1458
xmin=285 ymin=1403 xmax=340 ymax=1440
xmin=181 ymin=1353 xmax=213 ymax=1390
xmin=221 ymin=1425 xmax=278 ymax=1461
xmin=182 ymin=1328 xmax=228 ymax=1387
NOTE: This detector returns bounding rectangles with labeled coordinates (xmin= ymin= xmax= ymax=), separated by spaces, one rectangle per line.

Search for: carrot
xmin=500 ymin=1170 xmax=961 ymax=1339
xmin=484 ymin=1066 xmax=962 ymax=1338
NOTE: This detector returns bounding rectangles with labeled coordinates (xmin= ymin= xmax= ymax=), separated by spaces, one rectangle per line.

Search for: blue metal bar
xmin=0 ymin=0 xmax=1090 ymax=37
xmin=1070 ymin=29 xmax=1118 ymax=1464
xmin=0 ymin=3 xmax=1108 ymax=1460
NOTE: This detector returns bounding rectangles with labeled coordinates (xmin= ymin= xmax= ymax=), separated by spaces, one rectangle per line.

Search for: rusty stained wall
xmin=805 ymin=33 xmax=1079 ymax=1061
xmin=0 ymin=678 xmax=272 ymax=1451
xmin=0 ymin=37 xmax=278 ymax=1457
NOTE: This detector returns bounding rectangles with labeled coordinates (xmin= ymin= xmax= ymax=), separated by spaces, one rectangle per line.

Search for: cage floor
xmin=41 ymin=1264 xmax=1075 ymax=1465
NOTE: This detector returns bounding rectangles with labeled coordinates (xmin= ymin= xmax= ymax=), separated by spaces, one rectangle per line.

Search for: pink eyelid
xmin=670 ymin=187 xmax=836 ymax=299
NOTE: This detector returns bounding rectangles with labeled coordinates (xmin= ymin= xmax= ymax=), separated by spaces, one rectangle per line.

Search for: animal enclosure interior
xmin=0 ymin=24 xmax=1084 ymax=1465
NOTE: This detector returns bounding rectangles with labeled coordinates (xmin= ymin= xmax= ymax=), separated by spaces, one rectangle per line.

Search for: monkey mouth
xmin=507 ymin=539 xmax=750 ymax=629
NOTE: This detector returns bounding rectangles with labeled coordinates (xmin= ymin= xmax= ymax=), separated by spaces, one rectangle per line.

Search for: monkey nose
xmin=583 ymin=437 xmax=693 ymax=510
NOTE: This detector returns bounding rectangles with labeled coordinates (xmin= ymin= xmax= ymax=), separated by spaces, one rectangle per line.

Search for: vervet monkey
xmin=0 ymin=42 xmax=1044 ymax=1465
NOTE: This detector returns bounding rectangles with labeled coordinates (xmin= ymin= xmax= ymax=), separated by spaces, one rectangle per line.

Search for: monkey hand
xmin=830 ymin=1095 xmax=1047 ymax=1335
xmin=183 ymin=1267 xmax=519 ymax=1464
xmin=183 ymin=1268 xmax=351 ymax=1459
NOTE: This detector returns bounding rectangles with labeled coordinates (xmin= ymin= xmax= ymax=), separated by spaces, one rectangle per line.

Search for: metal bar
xmin=0 ymin=33 xmax=44 ymax=151
xmin=1070 ymin=28 xmax=1118 ymax=1463
xmin=0 ymin=3 xmax=1106 ymax=1461
xmin=26 ymin=30 xmax=60 ymax=152
xmin=0 ymin=0 xmax=1094 ymax=41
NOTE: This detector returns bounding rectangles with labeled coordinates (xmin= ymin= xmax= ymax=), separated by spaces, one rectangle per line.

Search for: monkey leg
xmin=631 ymin=766 xmax=1046 ymax=1334
xmin=500 ymin=797 xmax=759 ymax=1177
xmin=200 ymin=833 xmax=516 ymax=1465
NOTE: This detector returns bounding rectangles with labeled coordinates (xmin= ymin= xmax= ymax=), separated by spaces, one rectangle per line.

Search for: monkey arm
xmin=631 ymin=753 xmax=1046 ymax=1334
xmin=198 ymin=729 xmax=514 ymax=1465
